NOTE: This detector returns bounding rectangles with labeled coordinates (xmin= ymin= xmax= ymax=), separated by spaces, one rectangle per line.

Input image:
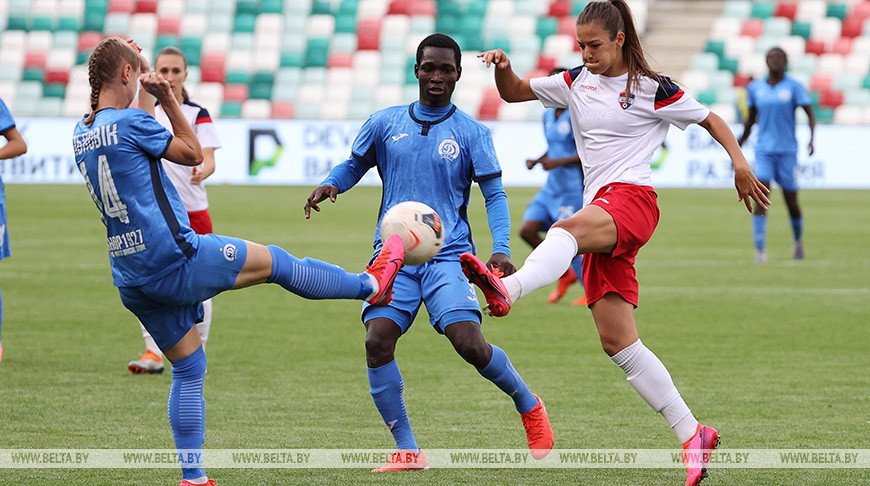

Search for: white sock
xmin=502 ymin=227 xmax=578 ymax=302
xmin=140 ymin=322 xmax=163 ymax=358
xmin=196 ymin=299 xmax=213 ymax=352
xmin=611 ymin=339 xmax=699 ymax=443
xmin=366 ymin=273 xmax=379 ymax=301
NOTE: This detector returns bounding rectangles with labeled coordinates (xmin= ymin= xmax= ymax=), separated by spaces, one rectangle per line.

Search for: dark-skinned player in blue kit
xmin=305 ymin=33 xmax=554 ymax=471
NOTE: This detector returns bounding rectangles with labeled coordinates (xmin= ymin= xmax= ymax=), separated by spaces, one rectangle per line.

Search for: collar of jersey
xmin=408 ymin=102 xmax=456 ymax=136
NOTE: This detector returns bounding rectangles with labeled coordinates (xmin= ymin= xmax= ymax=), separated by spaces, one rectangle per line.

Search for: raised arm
xmin=477 ymin=49 xmax=537 ymax=102
xmin=139 ymin=72 xmax=202 ymax=166
xmin=698 ymin=112 xmax=770 ymax=212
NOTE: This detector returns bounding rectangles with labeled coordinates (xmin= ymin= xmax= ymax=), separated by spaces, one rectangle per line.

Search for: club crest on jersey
xmin=438 ymin=138 xmax=460 ymax=160
xmin=618 ymin=92 xmax=636 ymax=110
xmin=222 ymin=243 xmax=237 ymax=262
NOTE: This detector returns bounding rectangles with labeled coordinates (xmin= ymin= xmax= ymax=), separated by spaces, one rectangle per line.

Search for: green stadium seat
xmin=261 ymin=0 xmax=283 ymax=14
xmin=155 ymin=36 xmax=177 ymax=52
xmin=234 ymin=13 xmax=256 ymax=33
xmin=57 ymin=17 xmax=81 ymax=32
xmin=221 ymin=101 xmax=242 ymax=118
xmin=436 ymin=15 xmax=460 ymax=35
xmin=815 ymin=106 xmax=834 ymax=123
xmin=705 ymin=40 xmax=725 ymax=57
xmin=536 ymin=17 xmax=558 ymax=40
xmin=718 ymin=57 xmax=739 ymax=72
xmin=437 ymin=1 xmax=462 ymax=17
xmin=791 ymin=21 xmax=811 ymax=39
xmin=311 ymin=1 xmax=332 ymax=15
xmin=180 ymin=37 xmax=202 ymax=65
xmin=225 ymin=70 xmax=249 ymax=84
xmin=863 ymin=73 xmax=870 ymax=90
xmin=7 ymin=16 xmax=28 ymax=30
xmin=83 ymin=11 xmax=105 ymax=31
xmin=696 ymin=89 xmax=717 ymax=105
xmin=280 ymin=52 xmax=303 ymax=67
xmin=337 ymin=0 xmax=358 ymax=15
xmin=826 ymin=3 xmax=849 ymax=20
xmin=571 ymin=1 xmax=590 ymax=16
xmin=31 ymin=17 xmax=54 ymax=31
xmin=249 ymin=83 xmax=273 ymax=100
xmin=334 ymin=13 xmax=357 ymax=34
xmin=236 ymin=0 xmax=258 ymax=14
xmin=43 ymin=83 xmax=65 ymax=98
xmin=22 ymin=69 xmax=44 ymax=82
xmin=305 ymin=38 xmax=329 ymax=67
xmin=750 ymin=1 xmax=775 ymax=19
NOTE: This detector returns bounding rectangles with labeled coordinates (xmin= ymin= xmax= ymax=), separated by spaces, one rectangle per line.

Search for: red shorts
xmin=582 ymin=183 xmax=659 ymax=307
xmin=188 ymin=209 xmax=213 ymax=235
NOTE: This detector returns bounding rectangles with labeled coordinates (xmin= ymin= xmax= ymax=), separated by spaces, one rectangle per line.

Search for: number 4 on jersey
xmin=98 ymin=154 xmax=129 ymax=223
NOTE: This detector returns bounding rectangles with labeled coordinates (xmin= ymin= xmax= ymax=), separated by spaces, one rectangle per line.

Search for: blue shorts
xmin=0 ymin=203 xmax=9 ymax=260
xmin=118 ymin=234 xmax=247 ymax=351
xmin=361 ymin=259 xmax=481 ymax=334
xmin=754 ymin=151 xmax=799 ymax=192
xmin=522 ymin=190 xmax=582 ymax=228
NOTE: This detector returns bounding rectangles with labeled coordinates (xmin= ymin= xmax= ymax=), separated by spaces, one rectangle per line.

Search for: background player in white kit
xmin=471 ymin=1 xmax=770 ymax=484
xmin=128 ymin=46 xmax=221 ymax=374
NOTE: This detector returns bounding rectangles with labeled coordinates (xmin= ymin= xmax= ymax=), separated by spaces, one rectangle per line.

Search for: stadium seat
xmin=357 ymin=18 xmax=381 ymax=50
xmin=804 ymin=38 xmax=827 ymax=55
xmin=840 ymin=16 xmax=864 ymax=38
xmin=774 ymin=1 xmax=798 ymax=21
xmin=271 ymin=101 xmax=295 ymax=119
xmin=810 ymin=73 xmax=834 ymax=92
xmin=818 ymin=89 xmax=844 ymax=108
xmin=200 ymin=53 xmax=226 ymax=83
xmin=548 ymin=1 xmax=570 ymax=18
xmin=108 ymin=0 xmax=134 ymax=14
xmin=750 ymin=1 xmax=775 ymax=19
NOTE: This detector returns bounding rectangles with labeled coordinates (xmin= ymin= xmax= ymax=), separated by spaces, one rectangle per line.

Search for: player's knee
xmin=364 ymin=334 xmax=396 ymax=363
xmin=454 ymin=338 xmax=490 ymax=368
xmin=599 ymin=334 xmax=627 ymax=357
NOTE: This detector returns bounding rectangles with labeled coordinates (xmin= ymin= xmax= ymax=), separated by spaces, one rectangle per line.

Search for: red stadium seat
xmin=408 ymin=0 xmax=435 ymax=16
xmin=537 ymin=55 xmax=557 ymax=73
xmin=841 ymin=17 xmax=864 ymax=38
xmin=852 ymin=2 xmax=870 ymax=21
xmin=157 ymin=17 xmax=180 ymax=35
xmin=804 ymin=39 xmax=827 ymax=55
xmin=818 ymin=89 xmax=844 ymax=108
xmin=24 ymin=51 xmax=47 ymax=69
xmin=271 ymin=102 xmax=295 ymax=119
xmin=357 ymin=19 xmax=381 ymax=50
xmin=199 ymin=53 xmax=226 ymax=83
xmin=78 ymin=32 xmax=103 ymax=52
xmin=134 ymin=0 xmax=158 ymax=13
xmin=387 ymin=0 xmax=410 ymax=15
xmin=44 ymin=69 xmax=70 ymax=85
xmin=832 ymin=38 xmax=853 ymax=55
xmin=327 ymin=52 xmax=353 ymax=68
xmin=548 ymin=1 xmax=570 ymax=18
xmin=557 ymin=16 xmax=575 ymax=36
xmin=774 ymin=1 xmax=798 ymax=20
xmin=107 ymin=0 xmax=134 ymax=13
xmin=740 ymin=18 xmax=764 ymax=37
xmin=733 ymin=73 xmax=752 ymax=87
xmin=477 ymin=88 xmax=503 ymax=120
xmin=810 ymin=73 xmax=833 ymax=92
xmin=223 ymin=84 xmax=249 ymax=103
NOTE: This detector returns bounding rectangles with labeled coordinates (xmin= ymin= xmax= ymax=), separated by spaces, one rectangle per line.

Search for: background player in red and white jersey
xmin=128 ymin=46 xmax=222 ymax=375
xmin=472 ymin=1 xmax=770 ymax=485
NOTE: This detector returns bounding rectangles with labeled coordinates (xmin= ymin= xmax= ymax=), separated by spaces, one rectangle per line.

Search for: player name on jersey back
xmin=72 ymin=123 xmax=119 ymax=155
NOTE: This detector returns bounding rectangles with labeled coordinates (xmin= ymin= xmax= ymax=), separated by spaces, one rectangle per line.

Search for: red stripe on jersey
xmin=654 ymin=89 xmax=684 ymax=110
xmin=195 ymin=115 xmax=212 ymax=124
xmin=563 ymin=70 xmax=573 ymax=88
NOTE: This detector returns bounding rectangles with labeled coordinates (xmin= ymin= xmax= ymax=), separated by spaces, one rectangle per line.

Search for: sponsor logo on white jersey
xmin=438 ymin=139 xmax=460 ymax=160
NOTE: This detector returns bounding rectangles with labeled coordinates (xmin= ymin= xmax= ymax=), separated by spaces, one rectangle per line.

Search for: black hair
xmin=416 ymin=33 xmax=461 ymax=68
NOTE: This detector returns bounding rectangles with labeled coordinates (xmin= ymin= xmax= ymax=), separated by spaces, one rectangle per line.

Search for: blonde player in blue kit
xmin=737 ymin=47 xmax=816 ymax=262
xmin=0 ymin=97 xmax=28 ymax=364
xmin=305 ymin=33 xmax=553 ymax=471
xmin=73 ymin=37 xmax=404 ymax=486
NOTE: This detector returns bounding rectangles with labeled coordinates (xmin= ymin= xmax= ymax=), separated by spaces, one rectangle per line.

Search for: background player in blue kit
xmin=304 ymin=33 xmax=554 ymax=471
xmin=737 ymin=47 xmax=816 ymax=262
xmin=73 ymin=37 xmax=404 ymax=486
xmin=0 ymin=97 xmax=28 ymax=364
xmin=520 ymin=68 xmax=586 ymax=306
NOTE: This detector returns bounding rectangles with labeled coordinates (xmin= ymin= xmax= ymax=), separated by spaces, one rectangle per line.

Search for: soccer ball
xmin=380 ymin=201 xmax=445 ymax=266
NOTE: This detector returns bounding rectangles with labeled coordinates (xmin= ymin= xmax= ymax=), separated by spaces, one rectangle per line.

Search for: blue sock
xmin=477 ymin=345 xmax=538 ymax=413
xmin=168 ymin=346 xmax=207 ymax=481
xmin=368 ymin=360 xmax=418 ymax=451
xmin=752 ymin=215 xmax=767 ymax=252
xmin=790 ymin=216 xmax=803 ymax=242
xmin=266 ymin=245 xmax=371 ymax=300
xmin=0 ymin=284 xmax=3 ymax=344
xmin=570 ymin=255 xmax=584 ymax=289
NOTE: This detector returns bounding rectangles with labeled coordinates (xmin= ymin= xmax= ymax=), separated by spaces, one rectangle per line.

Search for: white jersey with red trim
xmin=530 ymin=67 xmax=709 ymax=206
xmin=154 ymin=99 xmax=221 ymax=212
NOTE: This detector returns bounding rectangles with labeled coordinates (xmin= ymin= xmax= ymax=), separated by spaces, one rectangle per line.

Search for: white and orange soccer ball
xmin=379 ymin=201 xmax=445 ymax=266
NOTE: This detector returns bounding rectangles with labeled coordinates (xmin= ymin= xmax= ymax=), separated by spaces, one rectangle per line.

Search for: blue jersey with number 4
xmin=73 ymin=108 xmax=197 ymax=287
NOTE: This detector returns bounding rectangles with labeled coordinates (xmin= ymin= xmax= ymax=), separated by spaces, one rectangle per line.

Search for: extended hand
xmin=487 ymin=252 xmax=515 ymax=277
xmin=734 ymin=165 xmax=771 ymax=212
xmin=304 ymin=185 xmax=339 ymax=219
xmin=477 ymin=49 xmax=511 ymax=70
xmin=139 ymin=72 xmax=172 ymax=100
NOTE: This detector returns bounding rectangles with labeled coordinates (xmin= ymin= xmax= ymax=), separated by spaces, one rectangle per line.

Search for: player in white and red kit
xmin=128 ymin=46 xmax=221 ymax=374
xmin=468 ymin=1 xmax=770 ymax=485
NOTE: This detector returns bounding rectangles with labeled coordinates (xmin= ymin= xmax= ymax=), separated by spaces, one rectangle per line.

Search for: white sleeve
xmin=530 ymin=71 xmax=571 ymax=109
xmin=195 ymin=119 xmax=221 ymax=149
xmin=651 ymin=78 xmax=710 ymax=130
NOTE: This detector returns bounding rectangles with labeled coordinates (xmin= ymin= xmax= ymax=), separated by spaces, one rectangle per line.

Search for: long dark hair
xmin=577 ymin=0 xmax=660 ymax=98
xmin=84 ymin=37 xmax=140 ymax=125
xmin=155 ymin=46 xmax=190 ymax=100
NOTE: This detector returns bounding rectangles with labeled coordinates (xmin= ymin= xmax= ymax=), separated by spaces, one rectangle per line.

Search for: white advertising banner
xmin=2 ymin=117 xmax=868 ymax=189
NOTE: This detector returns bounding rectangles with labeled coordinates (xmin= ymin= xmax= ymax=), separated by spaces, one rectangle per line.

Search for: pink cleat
xmin=372 ymin=449 xmax=428 ymax=472
xmin=682 ymin=424 xmax=720 ymax=486
xmin=365 ymin=234 xmax=405 ymax=306
xmin=180 ymin=480 xmax=217 ymax=486
xmin=459 ymin=253 xmax=512 ymax=317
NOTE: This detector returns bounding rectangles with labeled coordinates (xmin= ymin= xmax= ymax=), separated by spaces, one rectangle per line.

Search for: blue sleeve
xmin=793 ymin=80 xmax=812 ymax=107
xmin=478 ymin=176 xmax=511 ymax=257
xmin=321 ymin=155 xmax=371 ymax=193
xmin=470 ymin=124 xmax=502 ymax=181
xmin=350 ymin=114 xmax=381 ymax=166
xmin=0 ymin=98 xmax=15 ymax=134
xmin=128 ymin=110 xmax=173 ymax=158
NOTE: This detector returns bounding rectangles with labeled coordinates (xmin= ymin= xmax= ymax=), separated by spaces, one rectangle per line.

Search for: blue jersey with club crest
xmin=540 ymin=108 xmax=584 ymax=198
xmin=73 ymin=108 xmax=198 ymax=287
xmin=323 ymin=102 xmax=505 ymax=260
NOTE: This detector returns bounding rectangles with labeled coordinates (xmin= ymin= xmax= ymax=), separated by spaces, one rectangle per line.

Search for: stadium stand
xmin=0 ymin=0 xmax=868 ymax=123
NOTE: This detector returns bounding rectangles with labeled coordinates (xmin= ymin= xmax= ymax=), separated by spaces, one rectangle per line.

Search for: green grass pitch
xmin=0 ymin=184 xmax=867 ymax=485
